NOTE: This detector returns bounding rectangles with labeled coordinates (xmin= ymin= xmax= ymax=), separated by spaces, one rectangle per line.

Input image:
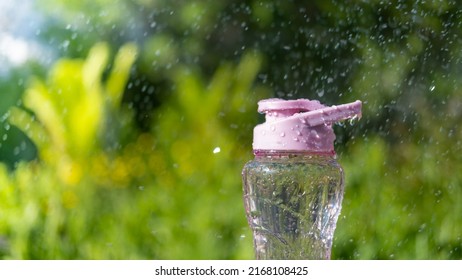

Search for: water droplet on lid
xmin=270 ymin=125 xmax=276 ymax=131
xmin=430 ymin=85 xmax=436 ymax=91
xmin=213 ymin=147 xmax=221 ymax=154
xmin=280 ymin=132 xmax=285 ymax=137
xmin=310 ymin=130 xmax=320 ymax=139
xmin=296 ymin=131 xmax=302 ymax=136
xmin=293 ymin=137 xmax=299 ymax=142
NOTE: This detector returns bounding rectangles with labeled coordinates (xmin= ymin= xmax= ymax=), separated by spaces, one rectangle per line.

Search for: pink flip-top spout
xmin=253 ymin=98 xmax=362 ymax=154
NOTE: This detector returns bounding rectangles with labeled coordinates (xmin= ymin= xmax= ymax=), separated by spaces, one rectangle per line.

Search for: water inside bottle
xmin=242 ymin=154 xmax=344 ymax=259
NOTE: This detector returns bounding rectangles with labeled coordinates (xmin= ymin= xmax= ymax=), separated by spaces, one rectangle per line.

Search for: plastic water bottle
xmin=242 ymin=98 xmax=362 ymax=259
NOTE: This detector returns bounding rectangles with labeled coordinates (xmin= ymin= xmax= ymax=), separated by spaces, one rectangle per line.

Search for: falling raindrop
xmin=348 ymin=115 xmax=359 ymax=126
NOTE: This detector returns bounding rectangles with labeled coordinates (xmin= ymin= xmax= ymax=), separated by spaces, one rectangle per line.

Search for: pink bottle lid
xmin=253 ymin=98 xmax=362 ymax=154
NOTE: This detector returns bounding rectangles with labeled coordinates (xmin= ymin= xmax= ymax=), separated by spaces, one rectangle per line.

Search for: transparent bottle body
xmin=242 ymin=151 xmax=344 ymax=260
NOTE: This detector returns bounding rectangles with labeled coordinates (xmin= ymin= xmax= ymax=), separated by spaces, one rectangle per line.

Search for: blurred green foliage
xmin=0 ymin=0 xmax=461 ymax=259
xmin=0 ymin=42 xmax=266 ymax=259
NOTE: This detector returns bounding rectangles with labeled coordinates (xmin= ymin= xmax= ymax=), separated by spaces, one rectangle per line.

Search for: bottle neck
xmin=253 ymin=149 xmax=336 ymax=158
